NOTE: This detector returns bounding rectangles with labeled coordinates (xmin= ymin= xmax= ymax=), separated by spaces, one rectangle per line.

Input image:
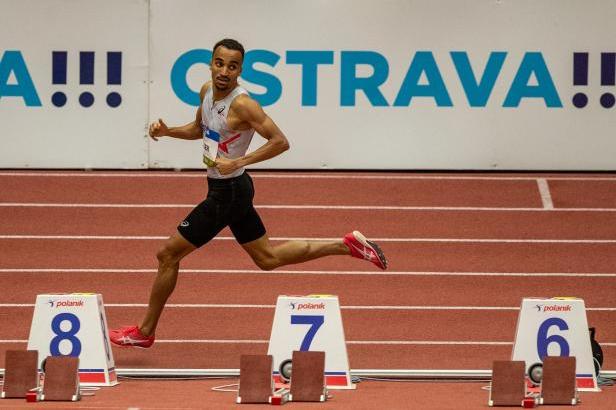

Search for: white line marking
xmin=0 ymin=235 xmax=169 ymax=240
xmin=2 ymin=234 xmax=616 ymax=244
xmin=2 ymin=303 xmax=614 ymax=311
xmin=0 ymin=339 xmax=613 ymax=346
xmin=150 ymin=340 xmax=517 ymax=346
xmin=156 ymin=339 xmax=268 ymax=344
xmin=346 ymin=341 xmax=514 ymax=345
xmin=537 ymin=178 xmax=554 ymax=210
xmin=1 ymin=268 xmax=616 ymax=277
xmin=0 ymin=340 xmax=506 ymax=345
xmin=1 ymin=171 xmax=615 ymax=181
xmin=0 ymin=202 xmax=195 ymax=208
xmin=2 ymin=202 xmax=616 ymax=212
xmin=3 ymin=202 xmax=616 ymax=212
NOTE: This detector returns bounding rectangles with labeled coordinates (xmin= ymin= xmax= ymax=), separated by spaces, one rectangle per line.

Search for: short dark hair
xmin=213 ymin=38 xmax=245 ymax=59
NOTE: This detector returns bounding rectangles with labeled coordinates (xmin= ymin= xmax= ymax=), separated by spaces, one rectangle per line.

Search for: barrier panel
xmin=1 ymin=0 xmax=614 ymax=170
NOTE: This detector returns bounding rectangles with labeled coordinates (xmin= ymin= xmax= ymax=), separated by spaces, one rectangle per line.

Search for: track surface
xmin=1 ymin=171 xmax=615 ymax=373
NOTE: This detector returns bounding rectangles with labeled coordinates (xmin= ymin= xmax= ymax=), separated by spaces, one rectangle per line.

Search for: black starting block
xmin=539 ymin=356 xmax=578 ymax=405
xmin=289 ymin=350 xmax=327 ymax=402
xmin=488 ymin=360 xmax=527 ymax=407
xmin=1 ymin=350 xmax=39 ymax=399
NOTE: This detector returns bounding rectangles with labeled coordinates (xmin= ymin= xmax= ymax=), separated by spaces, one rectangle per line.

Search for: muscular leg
xmin=242 ymin=234 xmax=350 ymax=271
xmin=140 ymin=233 xmax=196 ymax=336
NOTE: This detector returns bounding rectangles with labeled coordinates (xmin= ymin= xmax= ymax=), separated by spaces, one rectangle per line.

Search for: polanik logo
xmin=535 ymin=304 xmax=572 ymax=312
xmin=48 ymin=299 xmax=85 ymax=308
xmin=289 ymin=301 xmax=325 ymax=311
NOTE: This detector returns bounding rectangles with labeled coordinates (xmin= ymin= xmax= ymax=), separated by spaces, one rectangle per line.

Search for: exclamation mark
xmin=51 ymin=51 xmax=67 ymax=107
xmin=572 ymin=52 xmax=588 ymax=108
xmin=600 ymin=52 xmax=615 ymax=108
xmin=106 ymin=52 xmax=122 ymax=107
xmin=79 ymin=51 xmax=95 ymax=107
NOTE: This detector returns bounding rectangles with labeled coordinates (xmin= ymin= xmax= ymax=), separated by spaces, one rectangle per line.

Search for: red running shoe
xmin=109 ymin=326 xmax=155 ymax=348
xmin=343 ymin=230 xmax=388 ymax=270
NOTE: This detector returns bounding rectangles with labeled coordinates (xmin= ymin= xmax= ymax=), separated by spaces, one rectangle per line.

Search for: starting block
xmin=289 ymin=351 xmax=327 ymax=402
xmin=27 ymin=356 xmax=81 ymax=402
xmin=1 ymin=350 xmax=39 ymax=399
xmin=24 ymin=356 xmax=81 ymax=402
xmin=237 ymin=355 xmax=276 ymax=404
xmin=539 ymin=356 xmax=578 ymax=405
xmin=488 ymin=361 xmax=527 ymax=407
xmin=237 ymin=352 xmax=327 ymax=405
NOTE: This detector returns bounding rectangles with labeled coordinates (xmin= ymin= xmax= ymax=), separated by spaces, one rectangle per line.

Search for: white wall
xmin=0 ymin=0 xmax=149 ymax=168
xmin=1 ymin=0 xmax=615 ymax=170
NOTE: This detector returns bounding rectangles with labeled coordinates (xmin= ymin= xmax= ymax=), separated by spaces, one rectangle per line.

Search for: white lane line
xmin=151 ymin=340 xmax=517 ymax=346
xmin=2 ymin=202 xmax=616 ymax=212
xmin=2 ymin=234 xmax=616 ymax=243
xmin=0 ymin=339 xmax=512 ymax=346
xmin=537 ymin=178 xmax=554 ymax=210
xmin=0 ymin=203 xmax=195 ymax=208
xmin=1 ymin=268 xmax=616 ymax=277
xmin=347 ymin=341 xmax=514 ymax=345
xmin=0 ymin=235 xmax=169 ymax=240
xmin=2 ymin=303 xmax=615 ymax=311
xmin=1 ymin=171 xmax=615 ymax=181
xmin=0 ymin=339 xmax=613 ymax=346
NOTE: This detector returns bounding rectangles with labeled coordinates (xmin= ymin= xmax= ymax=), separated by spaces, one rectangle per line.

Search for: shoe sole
xmin=110 ymin=340 xmax=153 ymax=349
xmin=353 ymin=230 xmax=388 ymax=270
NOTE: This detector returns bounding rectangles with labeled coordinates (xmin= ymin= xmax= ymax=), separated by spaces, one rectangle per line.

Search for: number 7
xmin=291 ymin=315 xmax=324 ymax=351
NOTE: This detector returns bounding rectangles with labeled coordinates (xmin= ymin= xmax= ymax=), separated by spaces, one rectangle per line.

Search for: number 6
xmin=537 ymin=317 xmax=569 ymax=359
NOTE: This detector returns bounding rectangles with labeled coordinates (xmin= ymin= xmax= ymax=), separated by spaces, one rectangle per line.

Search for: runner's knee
xmin=253 ymin=255 xmax=279 ymax=271
xmin=156 ymin=243 xmax=185 ymax=266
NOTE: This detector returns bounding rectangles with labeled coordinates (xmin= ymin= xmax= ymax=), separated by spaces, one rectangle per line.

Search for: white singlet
xmin=201 ymin=85 xmax=255 ymax=179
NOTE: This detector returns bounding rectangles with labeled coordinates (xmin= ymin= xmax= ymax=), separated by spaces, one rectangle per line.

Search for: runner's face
xmin=211 ymin=46 xmax=243 ymax=92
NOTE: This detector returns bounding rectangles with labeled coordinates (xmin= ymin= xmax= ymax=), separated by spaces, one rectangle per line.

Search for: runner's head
xmin=211 ymin=39 xmax=244 ymax=92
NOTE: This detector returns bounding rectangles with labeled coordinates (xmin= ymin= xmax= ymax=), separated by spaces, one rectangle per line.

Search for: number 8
xmin=50 ymin=313 xmax=82 ymax=357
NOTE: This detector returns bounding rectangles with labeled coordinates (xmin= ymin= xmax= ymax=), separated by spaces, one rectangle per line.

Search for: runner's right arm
xmin=148 ymin=83 xmax=210 ymax=141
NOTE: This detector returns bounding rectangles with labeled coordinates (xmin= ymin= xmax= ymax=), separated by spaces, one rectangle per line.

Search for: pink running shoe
xmin=343 ymin=230 xmax=388 ymax=270
xmin=109 ymin=326 xmax=155 ymax=348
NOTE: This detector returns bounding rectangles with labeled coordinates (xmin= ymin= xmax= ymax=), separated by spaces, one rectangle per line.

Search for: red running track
xmin=1 ymin=171 xmax=615 ymax=372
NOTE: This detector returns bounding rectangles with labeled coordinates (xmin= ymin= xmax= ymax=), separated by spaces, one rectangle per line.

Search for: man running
xmin=109 ymin=39 xmax=387 ymax=348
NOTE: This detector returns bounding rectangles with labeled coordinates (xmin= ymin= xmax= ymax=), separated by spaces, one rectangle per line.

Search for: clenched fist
xmin=148 ymin=119 xmax=169 ymax=141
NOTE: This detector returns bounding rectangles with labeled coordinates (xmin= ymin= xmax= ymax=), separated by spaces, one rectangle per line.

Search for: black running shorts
xmin=177 ymin=172 xmax=266 ymax=247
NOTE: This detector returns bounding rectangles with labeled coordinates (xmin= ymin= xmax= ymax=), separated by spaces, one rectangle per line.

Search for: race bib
xmin=203 ymin=127 xmax=220 ymax=167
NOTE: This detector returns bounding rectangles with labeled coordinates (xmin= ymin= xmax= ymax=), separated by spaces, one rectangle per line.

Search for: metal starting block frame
xmin=1 ymin=350 xmax=39 ymax=399
xmin=539 ymin=356 xmax=578 ymax=405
